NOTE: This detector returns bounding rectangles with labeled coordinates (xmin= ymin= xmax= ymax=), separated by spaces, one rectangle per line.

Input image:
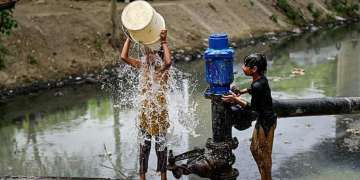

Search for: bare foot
xmin=160 ymin=172 xmax=167 ymax=180
xmin=140 ymin=173 xmax=146 ymax=180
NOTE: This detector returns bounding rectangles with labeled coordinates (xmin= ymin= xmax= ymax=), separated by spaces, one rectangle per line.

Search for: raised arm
xmin=159 ymin=30 xmax=172 ymax=72
xmin=120 ymin=38 xmax=141 ymax=69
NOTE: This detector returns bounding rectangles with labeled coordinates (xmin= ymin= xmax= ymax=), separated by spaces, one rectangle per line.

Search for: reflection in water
xmin=337 ymin=39 xmax=360 ymax=97
xmin=268 ymin=25 xmax=360 ymax=180
xmin=0 ymin=23 xmax=360 ymax=179
xmin=336 ymin=38 xmax=360 ymax=154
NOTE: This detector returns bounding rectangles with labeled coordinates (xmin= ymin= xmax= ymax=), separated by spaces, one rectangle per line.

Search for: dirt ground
xmin=0 ymin=0 xmax=359 ymax=89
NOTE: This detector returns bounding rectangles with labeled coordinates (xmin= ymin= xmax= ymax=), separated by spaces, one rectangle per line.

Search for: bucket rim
xmin=142 ymin=12 xmax=166 ymax=45
xmin=121 ymin=1 xmax=155 ymax=31
xmin=128 ymin=12 xmax=166 ymax=46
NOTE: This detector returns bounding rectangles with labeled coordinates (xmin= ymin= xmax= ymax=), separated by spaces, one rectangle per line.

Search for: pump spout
xmin=168 ymin=138 xmax=239 ymax=180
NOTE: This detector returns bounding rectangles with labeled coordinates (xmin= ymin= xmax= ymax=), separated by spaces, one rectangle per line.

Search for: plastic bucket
xmin=121 ymin=1 xmax=165 ymax=49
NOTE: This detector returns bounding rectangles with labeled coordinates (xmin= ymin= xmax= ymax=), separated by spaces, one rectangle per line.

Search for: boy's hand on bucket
xmin=160 ymin=30 xmax=167 ymax=43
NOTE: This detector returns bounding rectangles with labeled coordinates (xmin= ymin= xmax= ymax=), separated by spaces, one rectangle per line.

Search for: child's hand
xmin=230 ymin=84 xmax=241 ymax=95
xmin=160 ymin=29 xmax=167 ymax=43
xmin=231 ymin=85 xmax=248 ymax=96
xmin=222 ymin=92 xmax=240 ymax=103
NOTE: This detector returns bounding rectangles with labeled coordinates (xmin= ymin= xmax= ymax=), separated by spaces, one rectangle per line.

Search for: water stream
xmin=0 ymin=23 xmax=359 ymax=180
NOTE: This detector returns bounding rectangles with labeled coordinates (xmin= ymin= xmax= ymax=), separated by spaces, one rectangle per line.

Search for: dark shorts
xmin=255 ymin=114 xmax=277 ymax=136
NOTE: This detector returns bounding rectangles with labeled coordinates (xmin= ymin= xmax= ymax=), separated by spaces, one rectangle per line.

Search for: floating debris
xmin=283 ymin=140 xmax=291 ymax=144
xmin=291 ymin=68 xmax=305 ymax=76
xmin=346 ymin=128 xmax=360 ymax=135
xmin=292 ymin=28 xmax=302 ymax=34
xmin=53 ymin=91 xmax=64 ymax=97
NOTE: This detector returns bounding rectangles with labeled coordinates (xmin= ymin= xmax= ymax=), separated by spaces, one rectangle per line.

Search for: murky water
xmin=1 ymin=23 xmax=359 ymax=180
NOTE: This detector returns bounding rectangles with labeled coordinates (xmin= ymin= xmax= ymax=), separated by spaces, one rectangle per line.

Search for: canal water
xmin=0 ymin=23 xmax=359 ymax=180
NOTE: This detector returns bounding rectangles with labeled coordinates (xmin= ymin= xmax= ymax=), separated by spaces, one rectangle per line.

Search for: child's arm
xmin=120 ymin=38 xmax=141 ymax=69
xmin=159 ymin=30 xmax=172 ymax=72
xmin=231 ymin=84 xmax=249 ymax=95
xmin=222 ymin=92 xmax=250 ymax=108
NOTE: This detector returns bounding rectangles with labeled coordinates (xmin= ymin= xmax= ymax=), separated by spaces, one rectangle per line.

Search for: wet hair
xmin=243 ymin=53 xmax=267 ymax=75
xmin=157 ymin=45 xmax=164 ymax=60
xmin=144 ymin=46 xmax=164 ymax=60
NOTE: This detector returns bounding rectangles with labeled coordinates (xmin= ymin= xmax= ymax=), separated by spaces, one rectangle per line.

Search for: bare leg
xmin=160 ymin=172 xmax=167 ymax=180
xmin=139 ymin=137 xmax=151 ymax=180
xmin=155 ymin=134 xmax=167 ymax=180
xmin=250 ymin=123 xmax=276 ymax=180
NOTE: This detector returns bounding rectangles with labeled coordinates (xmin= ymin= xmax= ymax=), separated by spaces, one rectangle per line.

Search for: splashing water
xmin=109 ymin=42 xmax=199 ymax=158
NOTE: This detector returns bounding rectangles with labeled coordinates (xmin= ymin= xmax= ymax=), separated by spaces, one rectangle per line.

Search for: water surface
xmin=1 ymin=23 xmax=360 ymax=180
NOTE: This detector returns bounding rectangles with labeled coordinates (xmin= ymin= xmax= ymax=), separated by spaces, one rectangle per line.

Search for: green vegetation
xmin=0 ymin=9 xmax=17 ymax=35
xmin=0 ymin=44 xmax=8 ymax=70
xmin=325 ymin=0 xmax=359 ymax=16
xmin=27 ymin=54 xmax=37 ymax=65
xmin=0 ymin=7 xmax=17 ymax=70
xmin=326 ymin=13 xmax=337 ymax=22
xmin=250 ymin=0 xmax=254 ymax=6
xmin=276 ymin=0 xmax=305 ymax=25
xmin=270 ymin=14 xmax=278 ymax=23
xmin=0 ymin=43 xmax=9 ymax=69
xmin=94 ymin=37 xmax=104 ymax=52
xmin=0 ymin=41 xmax=10 ymax=70
xmin=307 ymin=3 xmax=323 ymax=21
xmin=88 ymin=97 xmax=113 ymax=121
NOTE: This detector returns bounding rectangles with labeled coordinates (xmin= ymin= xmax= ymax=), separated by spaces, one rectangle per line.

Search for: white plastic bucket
xmin=121 ymin=0 xmax=165 ymax=49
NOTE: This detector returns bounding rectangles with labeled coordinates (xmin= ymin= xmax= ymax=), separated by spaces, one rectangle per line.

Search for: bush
xmin=0 ymin=9 xmax=17 ymax=35
xmin=276 ymin=0 xmax=305 ymax=25
xmin=307 ymin=2 xmax=323 ymax=21
xmin=270 ymin=14 xmax=278 ymax=23
xmin=326 ymin=0 xmax=359 ymax=16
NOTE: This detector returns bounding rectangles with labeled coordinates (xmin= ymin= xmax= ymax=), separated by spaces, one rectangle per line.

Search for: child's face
xmin=242 ymin=64 xmax=257 ymax=76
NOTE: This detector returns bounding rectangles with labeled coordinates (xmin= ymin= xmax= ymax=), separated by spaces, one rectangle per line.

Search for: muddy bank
xmin=1 ymin=18 xmax=359 ymax=102
xmin=0 ymin=0 xmax=359 ymax=99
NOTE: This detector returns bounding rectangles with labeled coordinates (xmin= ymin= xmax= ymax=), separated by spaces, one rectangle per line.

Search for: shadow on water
xmin=0 ymin=23 xmax=360 ymax=179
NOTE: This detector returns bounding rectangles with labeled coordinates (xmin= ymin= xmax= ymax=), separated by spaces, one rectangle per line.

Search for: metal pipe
xmin=211 ymin=98 xmax=233 ymax=142
xmin=273 ymin=97 xmax=360 ymax=117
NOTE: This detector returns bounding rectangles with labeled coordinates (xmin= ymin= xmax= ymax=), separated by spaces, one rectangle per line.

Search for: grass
xmin=307 ymin=3 xmax=323 ymax=21
xmin=94 ymin=38 xmax=103 ymax=52
xmin=325 ymin=0 xmax=359 ymax=16
xmin=27 ymin=54 xmax=37 ymax=65
xmin=276 ymin=0 xmax=306 ymax=25
xmin=0 ymin=43 xmax=10 ymax=70
xmin=270 ymin=14 xmax=278 ymax=23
